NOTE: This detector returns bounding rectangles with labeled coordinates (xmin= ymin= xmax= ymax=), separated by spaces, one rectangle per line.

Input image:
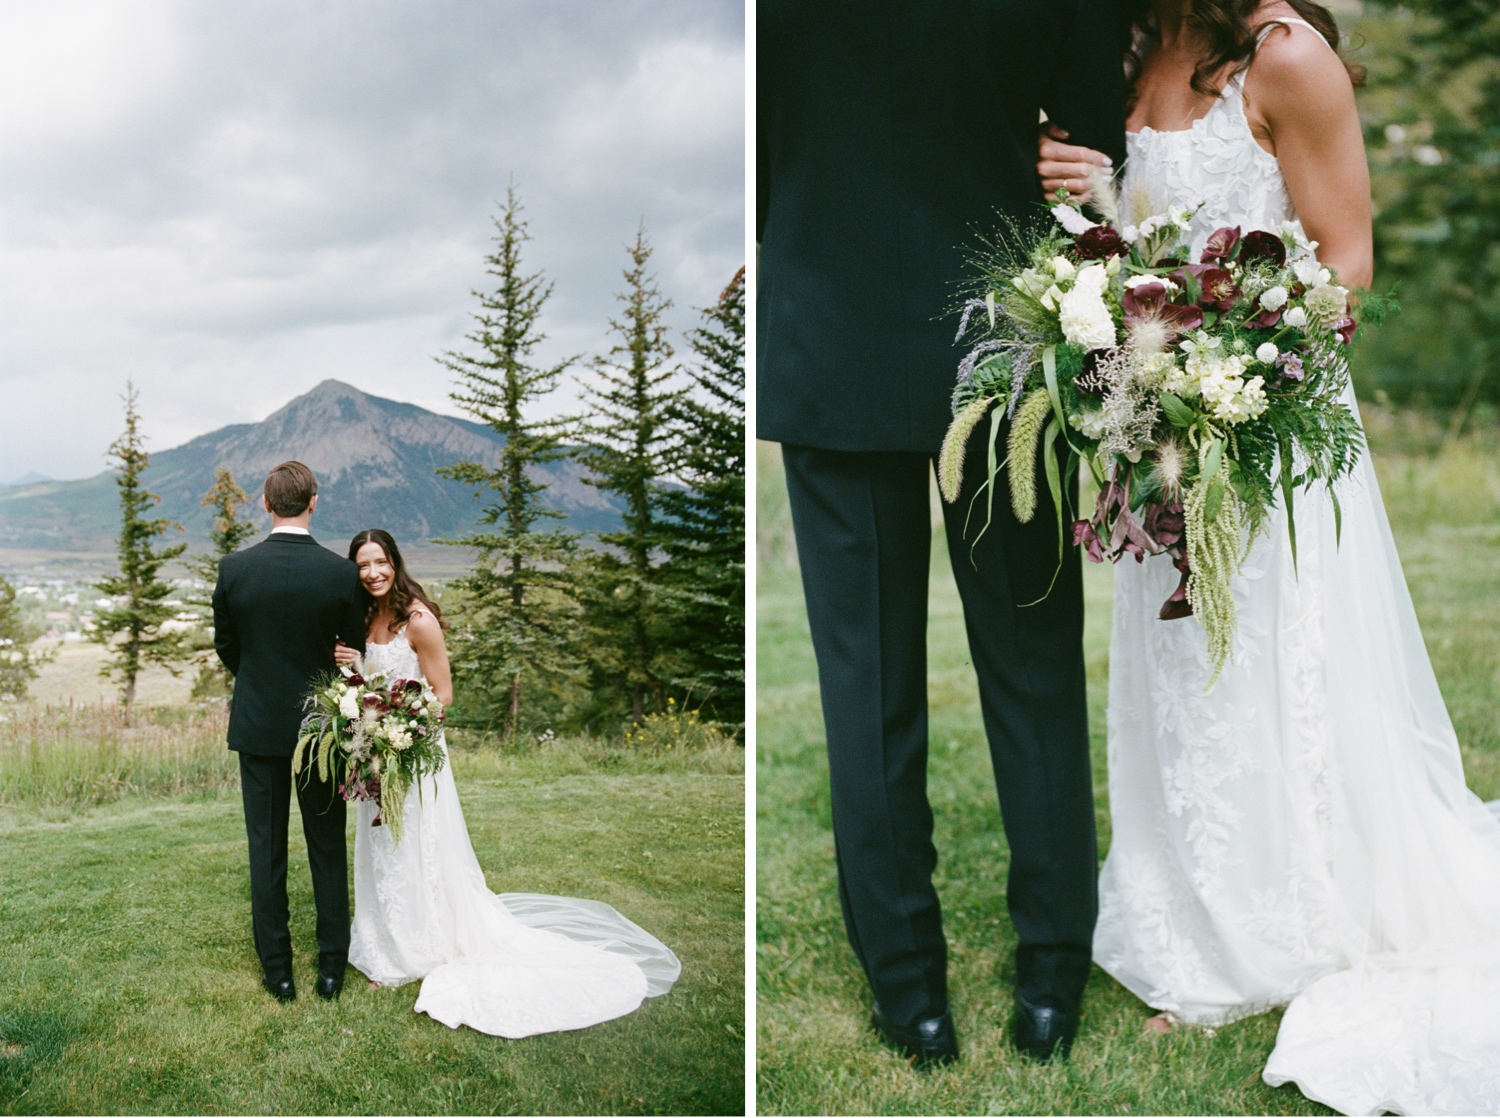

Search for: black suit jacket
xmin=213 ymin=532 xmax=368 ymax=757
xmin=757 ymin=0 xmax=1128 ymax=453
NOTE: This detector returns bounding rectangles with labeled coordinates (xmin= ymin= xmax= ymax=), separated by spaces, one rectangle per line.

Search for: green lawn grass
xmin=0 ymin=731 xmax=744 ymax=1116
xmin=755 ymin=413 xmax=1500 ymax=1116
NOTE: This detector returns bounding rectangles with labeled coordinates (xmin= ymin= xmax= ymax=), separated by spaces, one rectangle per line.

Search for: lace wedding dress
xmin=1095 ymin=20 xmax=1500 ymax=1114
xmin=348 ymin=621 xmax=680 ymax=1038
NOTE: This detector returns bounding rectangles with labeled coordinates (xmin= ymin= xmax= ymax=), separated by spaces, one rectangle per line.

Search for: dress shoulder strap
xmin=1254 ymin=17 xmax=1328 ymax=47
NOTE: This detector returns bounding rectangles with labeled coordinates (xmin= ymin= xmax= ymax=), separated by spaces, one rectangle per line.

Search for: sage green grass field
xmin=0 ymin=709 xmax=744 ymax=1116
xmin=756 ymin=411 xmax=1500 ymax=1116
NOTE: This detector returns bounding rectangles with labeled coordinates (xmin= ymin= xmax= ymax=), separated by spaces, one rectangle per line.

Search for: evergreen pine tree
xmin=437 ymin=187 xmax=579 ymax=738
xmin=574 ymin=227 xmax=682 ymax=727
xmin=657 ymin=267 xmax=746 ymax=730
xmin=0 ymin=576 xmax=43 ymax=701
xmin=91 ymin=385 xmax=189 ymax=707
xmin=187 ymin=467 xmax=257 ymax=698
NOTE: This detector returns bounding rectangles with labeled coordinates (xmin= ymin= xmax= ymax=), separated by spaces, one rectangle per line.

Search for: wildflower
xmin=1259 ymin=285 xmax=1289 ymax=312
xmin=1256 ymin=342 xmax=1279 ymax=364
xmin=1284 ymin=306 xmax=1308 ymax=328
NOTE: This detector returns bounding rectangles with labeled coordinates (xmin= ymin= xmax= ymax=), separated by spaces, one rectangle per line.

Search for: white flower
xmin=1171 ymin=205 xmax=1195 ymax=231
xmin=1239 ymin=376 xmax=1269 ymax=419
xmin=339 ymin=691 xmax=360 ymax=720
xmin=422 ymin=688 xmax=437 ymax=704
xmin=1293 ymin=259 xmax=1331 ymax=287
xmin=1050 ymin=256 xmax=1076 ymax=281
xmin=1124 ymin=274 xmax=1178 ymax=293
xmin=1070 ymin=409 xmax=1108 ymax=438
xmin=1041 ymin=284 xmax=1062 ymax=310
xmin=1259 ymin=285 xmax=1288 ymax=312
xmin=1051 ymin=204 xmax=1097 ymax=236
xmin=1304 ymin=283 xmax=1349 ymax=322
xmin=1122 ymin=224 xmax=1139 ymax=241
xmin=1284 ymin=306 xmax=1307 ymax=328
xmin=1255 ymin=342 xmax=1279 ymax=364
xmin=1105 ymin=254 xmax=1122 ymax=276
xmin=1058 ymin=263 xmax=1117 ymax=350
xmin=387 ymin=723 xmax=412 ymax=752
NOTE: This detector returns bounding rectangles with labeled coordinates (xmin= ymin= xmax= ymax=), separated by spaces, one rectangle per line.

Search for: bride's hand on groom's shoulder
xmin=1036 ymin=122 xmax=1112 ymax=204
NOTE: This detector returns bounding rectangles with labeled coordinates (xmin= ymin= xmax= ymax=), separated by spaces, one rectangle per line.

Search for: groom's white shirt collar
xmin=271 ymin=526 xmax=310 ymax=536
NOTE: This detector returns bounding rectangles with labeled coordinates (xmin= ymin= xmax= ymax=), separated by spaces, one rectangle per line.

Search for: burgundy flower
xmin=346 ymin=673 xmax=364 ymax=687
xmin=1072 ymin=519 xmax=1105 ymax=563
xmin=1158 ymin=550 xmax=1194 ymax=620
xmin=361 ymin=693 xmax=382 ymax=709
xmin=404 ymin=679 xmax=424 ymax=693
xmin=1122 ymin=281 xmax=1204 ymax=339
xmin=1239 ymin=230 xmax=1287 ymax=267
xmin=1197 ymin=268 xmax=1241 ymax=311
xmin=1144 ymin=502 xmax=1185 ymax=549
xmin=390 ymin=678 xmax=407 ymax=692
xmin=1075 ymin=224 xmax=1126 ymax=260
xmin=1245 ymin=307 xmax=1282 ymax=329
xmin=1332 ymin=316 xmax=1357 ymax=345
xmin=1200 ymin=226 xmax=1241 ymax=263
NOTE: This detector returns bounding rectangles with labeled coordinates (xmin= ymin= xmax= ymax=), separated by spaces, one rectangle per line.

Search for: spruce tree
xmin=575 ymin=227 xmax=682 ymax=727
xmin=657 ymin=267 xmax=746 ymax=730
xmin=437 ymin=187 xmax=579 ymax=738
xmin=188 ymin=467 xmax=257 ymax=698
xmin=91 ymin=385 xmax=189 ymax=707
xmin=0 ymin=576 xmax=42 ymax=701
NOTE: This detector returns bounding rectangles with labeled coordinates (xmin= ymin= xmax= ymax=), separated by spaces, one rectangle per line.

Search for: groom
xmin=213 ymin=460 xmax=367 ymax=1003
xmin=758 ymin=2 xmax=1126 ymax=1065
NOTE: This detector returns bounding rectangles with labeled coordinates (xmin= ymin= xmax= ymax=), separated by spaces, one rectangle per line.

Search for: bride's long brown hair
xmin=1124 ymin=0 xmax=1365 ymax=109
xmin=347 ymin=528 xmax=448 ymax=636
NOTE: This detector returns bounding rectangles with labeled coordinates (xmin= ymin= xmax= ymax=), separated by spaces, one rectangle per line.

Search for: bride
xmin=1038 ymin=2 xmax=1500 ymax=1113
xmin=332 ymin=528 xmax=680 ymax=1038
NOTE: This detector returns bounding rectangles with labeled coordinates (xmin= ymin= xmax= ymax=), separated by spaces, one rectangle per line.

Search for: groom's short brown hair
xmin=264 ymin=461 xmax=318 ymax=517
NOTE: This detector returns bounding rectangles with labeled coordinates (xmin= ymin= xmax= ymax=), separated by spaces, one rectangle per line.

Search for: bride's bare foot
xmin=1143 ymin=1012 xmax=1176 ymax=1036
xmin=368 ymin=980 xmax=381 ymax=991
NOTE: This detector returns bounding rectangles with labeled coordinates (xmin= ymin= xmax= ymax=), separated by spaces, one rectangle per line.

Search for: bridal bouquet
xmin=940 ymin=178 xmax=1388 ymax=679
xmin=294 ymin=664 xmax=447 ymax=847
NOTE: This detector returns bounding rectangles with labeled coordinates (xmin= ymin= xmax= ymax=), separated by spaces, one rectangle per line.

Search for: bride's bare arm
xmin=1245 ymin=25 xmax=1373 ymax=289
xmin=406 ymin=611 xmax=454 ymax=706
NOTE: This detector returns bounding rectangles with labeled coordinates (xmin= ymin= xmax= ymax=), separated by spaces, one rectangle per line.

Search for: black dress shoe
xmin=263 ymin=977 xmax=296 ymax=1003
xmin=870 ymin=1002 xmax=959 ymax=1068
xmin=315 ymin=973 xmax=343 ymax=1001
xmin=1009 ymin=994 xmax=1080 ymax=1063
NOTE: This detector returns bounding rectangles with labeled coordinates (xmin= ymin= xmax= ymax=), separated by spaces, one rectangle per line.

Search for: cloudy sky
xmin=0 ymin=1 xmax=745 ymax=484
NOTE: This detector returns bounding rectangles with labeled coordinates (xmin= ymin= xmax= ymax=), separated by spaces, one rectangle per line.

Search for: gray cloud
xmin=0 ymin=0 xmax=744 ymax=482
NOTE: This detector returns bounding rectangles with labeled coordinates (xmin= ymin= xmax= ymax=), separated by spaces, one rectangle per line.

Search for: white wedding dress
xmin=1095 ymin=20 xmax=1500 ymax=1115
xmin=348 ymin=619 xmax=680 ymax=1038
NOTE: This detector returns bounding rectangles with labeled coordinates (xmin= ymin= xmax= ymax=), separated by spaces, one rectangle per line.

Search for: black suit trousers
xmin=782 ymin=430 xmax=1096 ymax=1027
xmin=238 ymin=752 xmax=349 ymax=981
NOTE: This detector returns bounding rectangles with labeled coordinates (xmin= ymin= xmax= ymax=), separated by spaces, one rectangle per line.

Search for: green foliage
xmin=91 ymin=386 xmax=190 ymax=708
xmin=654 ymin=268 xmax=747 ymax=733
xmin=1352 ymin=0 xmax=1500 ymax=424
xmin=0 ymin=576 xmax=43 ymax=701
xmin=187 ymin=467 xmax=256 ymax=700
xmin=572 ymin=228 xmax=683 ymax=728
xmin=436 ymin=188 xmax=581 ymax=738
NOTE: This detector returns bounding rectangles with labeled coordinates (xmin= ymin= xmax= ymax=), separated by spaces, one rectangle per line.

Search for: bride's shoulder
xmin=403 ymin=606 xmax=443 ymax=644
xmin=1244 ymin=16 xmax=1354 ymax=119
